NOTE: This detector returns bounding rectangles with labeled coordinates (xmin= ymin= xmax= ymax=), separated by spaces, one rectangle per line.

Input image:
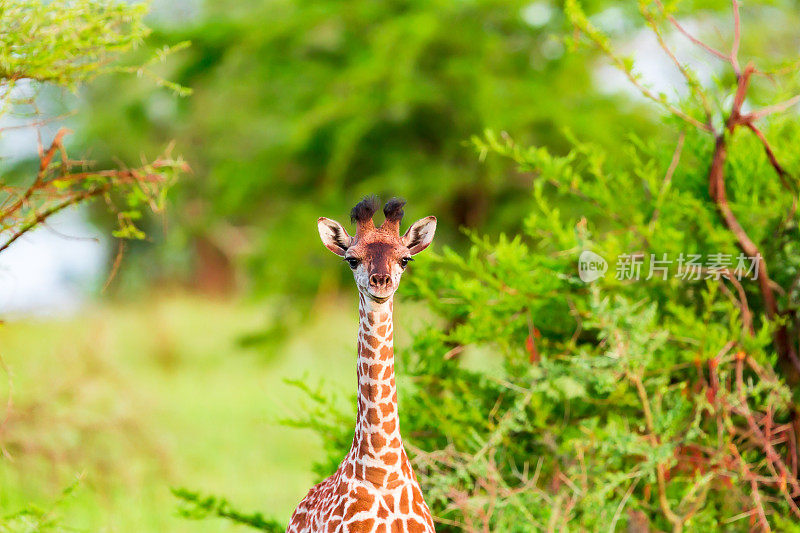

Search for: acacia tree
xmin=390 ymin=1 xmax=800 ymax=530
xmin=0 ymin=1 xmax=187 ymax=528
xmin=0 ymin=0 xmax=188 ymax=273
xmin=567 ymin=0 xmax=800 ymax=388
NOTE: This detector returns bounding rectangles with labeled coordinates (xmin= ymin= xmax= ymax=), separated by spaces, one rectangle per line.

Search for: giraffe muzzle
xmin=367 ymin=273 xmax=394 ymax=302
xmin=369 ymin=273 xmax=392 ymax=288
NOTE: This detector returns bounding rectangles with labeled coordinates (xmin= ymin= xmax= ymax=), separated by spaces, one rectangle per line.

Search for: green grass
xmin=0 ymin=293 xmax=374 ymax=531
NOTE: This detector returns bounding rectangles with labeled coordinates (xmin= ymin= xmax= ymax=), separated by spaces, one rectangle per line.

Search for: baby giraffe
xmin=287 ymin=197 xmax=437 ymax=533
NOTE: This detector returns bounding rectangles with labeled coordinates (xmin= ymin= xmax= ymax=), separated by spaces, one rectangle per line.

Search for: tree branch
xmin=0 ymin=186 xmax=110 ymax=254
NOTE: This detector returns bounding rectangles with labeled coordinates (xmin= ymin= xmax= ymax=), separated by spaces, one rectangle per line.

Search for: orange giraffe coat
xmin=288 ymin=197 xmax=437 ymax=533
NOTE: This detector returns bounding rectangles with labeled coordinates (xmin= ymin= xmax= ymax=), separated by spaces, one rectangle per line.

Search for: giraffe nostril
xmin=370 ymin=274 xmax=391 ymax=288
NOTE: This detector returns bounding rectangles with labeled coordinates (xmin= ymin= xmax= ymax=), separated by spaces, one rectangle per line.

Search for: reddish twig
xmin=653 ymin=0 xmax=729 ymax=62
xmin=743 ymin=122 xmax=791 ymax=188
xmin=0 ymin=186 xmax=111 ymax=254
xmin=728 ymin=444 xmax=771 ymax=532
xmin=741 ymin=94 xmax=800 ymax=123
xmin=730 ymin=0 xmax=741 ymax=75
xmin=102 ymin=239 xmax=126 ymax=293
xmin=735 ymin=354 xmax=800 ymax=518
xmin=705 ymin=61 xmax=800 ymax=380
xmin=0 ymin=128 xmax=70 ymax=221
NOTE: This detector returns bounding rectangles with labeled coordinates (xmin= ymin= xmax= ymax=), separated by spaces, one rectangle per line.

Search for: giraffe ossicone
xmin=288 ymin=197 xmax=437 ymax=533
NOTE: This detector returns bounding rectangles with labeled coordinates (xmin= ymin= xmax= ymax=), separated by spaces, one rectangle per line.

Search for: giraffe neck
xmin=348 ymin=293 xmax=404 ymax=486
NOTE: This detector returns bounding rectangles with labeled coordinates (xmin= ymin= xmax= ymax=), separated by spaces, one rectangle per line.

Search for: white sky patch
xmin=0 ymin=81 xmax=42 ymax=165
xmin=0 ymin=207 xmax=108 ymax=319
xmin=592 ymin=6 xmax=635 ymax=34
xmin=522 ymin=1 xmax=553 ymax=28
xmin=593 ymin=18 xmax=723 ymax=105
xmin=1 ymin=81 xmax=104 ymax=318
xmin=149 ymin=0 xmax=203 ymax=28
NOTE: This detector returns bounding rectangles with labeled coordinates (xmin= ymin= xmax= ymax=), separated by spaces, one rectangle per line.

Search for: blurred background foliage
xmin=3 ymin=0 xmax=800 ymax=531
xmin=79 ymin=0 xmax=666 ymax=300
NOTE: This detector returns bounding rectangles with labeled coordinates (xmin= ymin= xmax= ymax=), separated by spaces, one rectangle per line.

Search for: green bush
xmin=288 ymin=1 xmax=800 ymax=531
xmin=395 ymin=129 xmax=799 ymax=531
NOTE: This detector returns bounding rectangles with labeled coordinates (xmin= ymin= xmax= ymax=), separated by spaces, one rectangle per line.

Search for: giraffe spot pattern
xmin=287 ymin=297 xmax=434 ymax=533
xmin=370 ymin=432 xmax=385 ymax=450
xmin=350 ymin=518 xmax=376 ymax=532
xmin=364 ymin=465 xmax=386 ymax=485
xmin=381 ymin=452 xmax=399 ymax=465
xmin=379 ymin=346 xmax=392 ymax=360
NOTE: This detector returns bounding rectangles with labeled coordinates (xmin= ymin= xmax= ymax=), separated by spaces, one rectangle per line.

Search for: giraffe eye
xmin=346 ymin=257 xmax=361 ymax=269
xmin=400 ymin=257 xmax=413 ymax=268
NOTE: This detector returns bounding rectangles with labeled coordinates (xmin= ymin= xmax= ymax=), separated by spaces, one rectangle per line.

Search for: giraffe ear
xmin=402 ymin=216 xmax=436 ymax=255
xmin=318 ymin=217 xmax=352 ymax=256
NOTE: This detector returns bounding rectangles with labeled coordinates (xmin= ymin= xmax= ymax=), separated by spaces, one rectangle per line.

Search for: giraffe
xmin=287 ymin=197 xmax=437 ymax=533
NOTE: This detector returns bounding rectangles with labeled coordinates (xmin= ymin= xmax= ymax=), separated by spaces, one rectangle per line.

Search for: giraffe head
xmin=318 ymin=196 xmax=436 ymax=303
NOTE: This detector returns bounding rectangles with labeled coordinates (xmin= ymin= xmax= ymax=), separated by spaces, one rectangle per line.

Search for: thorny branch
xmin=572 ymin=0 xmax=800 ymax=385
xmin=0 ymin=128 xmax=187 ymax=257
xmin=703 ymin=60 xmax=800 ymax=383
xmin=628 ymin=0 xmax=800 ymax=398
xmin=734 ymin=353 xmax=800 ymax=519
xmin=410 ymin=348 xmax=800 ymax=531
